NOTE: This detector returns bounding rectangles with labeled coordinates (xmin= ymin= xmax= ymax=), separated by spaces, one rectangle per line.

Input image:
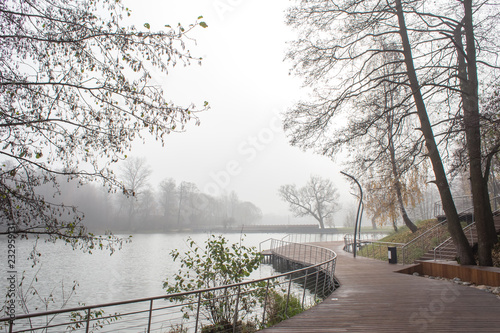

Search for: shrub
xmin=264 ymin=291 xmax=305 ymax=328
xmin=163 ymin=235 xmax=264 ymax=331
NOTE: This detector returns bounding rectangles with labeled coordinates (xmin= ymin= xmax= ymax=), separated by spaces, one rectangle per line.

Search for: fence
xmin=433 ymin=198 xmax=500 ymax=260
xmin=0 ymin=240 xmax=337 ymax=333
xmin=345 ymin=196 xmax=500 ymax=265
xmin=343 ymin=235 xmax=406 ymax=263
xmin=343 ymin=220 xmax=452 ymax=264
xmin=282 ymin=232 xmax=385 ymax=244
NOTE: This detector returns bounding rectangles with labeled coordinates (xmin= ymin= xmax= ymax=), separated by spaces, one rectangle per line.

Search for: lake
xmin=0 ymin=232 xmax=349 ymax=315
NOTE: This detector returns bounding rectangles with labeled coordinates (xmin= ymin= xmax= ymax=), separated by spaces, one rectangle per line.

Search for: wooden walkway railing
xmin=262 ymin=242 xmax=500 ymax=332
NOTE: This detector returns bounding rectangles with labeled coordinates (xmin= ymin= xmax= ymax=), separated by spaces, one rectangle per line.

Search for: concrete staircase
xmin=418 ymin=213 xmax=500 ymax=261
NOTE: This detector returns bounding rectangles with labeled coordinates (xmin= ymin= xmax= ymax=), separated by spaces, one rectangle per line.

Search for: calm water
xmin=0 ymin=232 xmax=351 ymax=317
xmin=0 ymin=233 xmax=287 ymax=310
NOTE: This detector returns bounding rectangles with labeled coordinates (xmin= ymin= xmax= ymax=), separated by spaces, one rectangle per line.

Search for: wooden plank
xmin=416 ymin=261 xmax=500 ymax=286
xmin=261 ymin=242 xmax=500 ymax=332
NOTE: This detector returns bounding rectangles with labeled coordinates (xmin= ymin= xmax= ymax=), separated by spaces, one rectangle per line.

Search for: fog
xmin=112 ymin=0 xmax=358 ymax=220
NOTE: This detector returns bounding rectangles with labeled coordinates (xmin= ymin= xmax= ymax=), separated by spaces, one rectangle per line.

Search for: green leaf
xmin=198 ymin=15 xmax=203 ymax=20
xmin=199 ymin=22 xmax=208 ymax=28
xmin=144 ymin=23 xmax=150 ymax=29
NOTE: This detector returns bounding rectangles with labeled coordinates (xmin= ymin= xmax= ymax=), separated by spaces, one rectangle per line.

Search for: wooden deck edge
xmin=397 ymin=260 xmax=500 ymax=286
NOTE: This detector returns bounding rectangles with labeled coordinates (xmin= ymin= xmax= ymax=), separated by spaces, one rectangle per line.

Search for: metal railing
xmin=433 ymin=195 xmax=473 ymax=217
xmin=282 ymin=232 xmax=388 ymax=245
xmin=347 ymin=196 xmax=500 ymax=265
xmin=433 ymin=197 xmax=500 ymax=261
xmin=343 ymin=234 xmax=406 ymax=263
xmin=1 ymin=240 xmax=337 ymax=333
xmin=400 ymin=219 xmax=451 ymax=264
xmin=281 ymin=233 xmax=342 ymax=244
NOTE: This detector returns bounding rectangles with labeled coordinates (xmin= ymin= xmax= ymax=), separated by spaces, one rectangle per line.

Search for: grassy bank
xmin=378 ymin=219 xmax=439 ymax=243
xmin=356 ymin=219 xmax=440 ymax=262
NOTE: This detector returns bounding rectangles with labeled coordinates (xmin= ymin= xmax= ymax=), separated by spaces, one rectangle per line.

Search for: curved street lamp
xmin=341 ymin=171 xmax=363 ymax=258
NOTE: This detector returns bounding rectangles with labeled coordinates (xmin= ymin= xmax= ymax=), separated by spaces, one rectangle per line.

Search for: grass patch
xmin=264 ymin=291 xmax=305 ymax=328
xmin=378 ymin=219 xmax=439 ymax=244
xmin=356 ymin=219 xmax=441 ymax=263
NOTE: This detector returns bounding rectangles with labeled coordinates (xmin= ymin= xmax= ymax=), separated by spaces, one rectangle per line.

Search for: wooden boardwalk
xmin=262 ymin=242 xmax=500 ymax=332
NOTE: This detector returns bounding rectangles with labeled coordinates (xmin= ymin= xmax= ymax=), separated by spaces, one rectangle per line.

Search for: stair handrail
xmin=433 ymin=220 xmax=476 ymax=261
xmin=400 ymin=219 xmax=448 ymax=264
xmin=402 ymin=199 xmax=480 ymax=264
xmin=433 ymin=196 xmax=500 ymax=260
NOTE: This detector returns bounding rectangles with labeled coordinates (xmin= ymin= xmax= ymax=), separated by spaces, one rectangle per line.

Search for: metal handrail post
xmin=330 ymin=260 xmax=335 ymax=289
xmin=232 ymin=285 xmax=241 ymax=333
xmin=194 ymin=292 xmax=201 ymax=333
xmin=314 ymin=270 xmax=320 ymax=302
xmin=301 ymin=271 xmax=308 ymax=309
xmin=322 ymin=261 xmax=327 ymax=297
xmin=285 ymin=278 xmax=292 ymax=318
xmin=261 ymin=280 xmax=270 ymax=326
xmin=147 ymin=299 xmax=153 ymax=332
xmin=85 ymin=308 xmax=91 ymax=333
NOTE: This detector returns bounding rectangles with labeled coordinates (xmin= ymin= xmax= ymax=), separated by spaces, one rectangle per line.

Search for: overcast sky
xmin=119 ymin=0 xmax=357 ymax=219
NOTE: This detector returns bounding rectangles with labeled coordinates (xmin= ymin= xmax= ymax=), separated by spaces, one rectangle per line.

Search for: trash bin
xmin=388 ymin=247 xmax=397 ymax=264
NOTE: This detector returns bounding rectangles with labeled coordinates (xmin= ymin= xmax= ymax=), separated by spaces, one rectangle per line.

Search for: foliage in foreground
xmin=0 ymin=0 xmax=207 ymax=254
xmin=264 ymin=291 xmax=305 ymax=328
xmin=163 ymin=235 xmax=264 ymax=330
xmin=163 ymin=235 xmax=314 ymax=331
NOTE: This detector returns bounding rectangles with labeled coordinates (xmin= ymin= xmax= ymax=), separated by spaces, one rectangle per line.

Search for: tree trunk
xmin=387 ymin=112 xmax=418 ymax=233
xmin=392 ymin=219 xmax=398 ymax=232
xmin=317 ymin=216 xmax=325 ymax=229
xmin=394 ymin=180 xmax=418 ymax=232
xmin=457 ymin=1 xmax=496 ymax=265
xmin=395 ymin=0 xmax=475 ymax=264
xmin=177 ymin=184 xmax=184 ymax=227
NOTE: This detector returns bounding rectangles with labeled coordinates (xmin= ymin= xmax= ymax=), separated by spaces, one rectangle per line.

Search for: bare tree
xmin=118 ymin=157 xmax=152 ymax=229
xmin=158 ymin=178 xmax=178 ymax=226
xmin=234 ymin=201 xmax=263 ymax=226
xmin=120 ymin=158 xmax=152 ymax=197
xmin=285 ymin=0 xmax=500 ymax=265
xmin=0 ymin=0 xmax=208 ymax=250
xmin=278 ymin=176 xmax=340 ymax=229
xmin=176 ymin=181 xmax=199 ymax=226
xmin=350 ymin=44 xmax=425 ymax=232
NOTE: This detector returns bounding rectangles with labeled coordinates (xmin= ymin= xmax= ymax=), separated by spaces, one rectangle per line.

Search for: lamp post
xmin=341 ymin=171 xmax=363 ymax=258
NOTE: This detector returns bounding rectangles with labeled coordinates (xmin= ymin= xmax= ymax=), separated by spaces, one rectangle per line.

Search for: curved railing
xmin=343 ymin=234 xmax=406 ymax=263
xmin=434 ymin=199 xmax=500 ymax=260
xmin=0 ymin=239 xmax=337 ymax=333
xmin=343 ymin=220 xmax=454 ymax=264
xmin=345 ymin=196 xmax=500 ymax=264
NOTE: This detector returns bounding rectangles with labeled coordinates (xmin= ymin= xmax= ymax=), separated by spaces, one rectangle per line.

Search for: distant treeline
xmin=39 ymin=177 xmax=263 ymax=234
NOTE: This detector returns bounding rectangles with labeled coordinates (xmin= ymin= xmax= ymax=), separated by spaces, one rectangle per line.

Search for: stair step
xmin=413 ymin=213 xmax=500 ymax=263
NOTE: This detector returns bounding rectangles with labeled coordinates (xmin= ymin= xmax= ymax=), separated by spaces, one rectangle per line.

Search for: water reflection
xmin=0 ymin=232 xmax=352 ymax=313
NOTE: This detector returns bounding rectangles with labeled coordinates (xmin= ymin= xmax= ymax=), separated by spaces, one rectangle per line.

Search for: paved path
xmin=261 ymin=242 xmax=500 ymax=332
